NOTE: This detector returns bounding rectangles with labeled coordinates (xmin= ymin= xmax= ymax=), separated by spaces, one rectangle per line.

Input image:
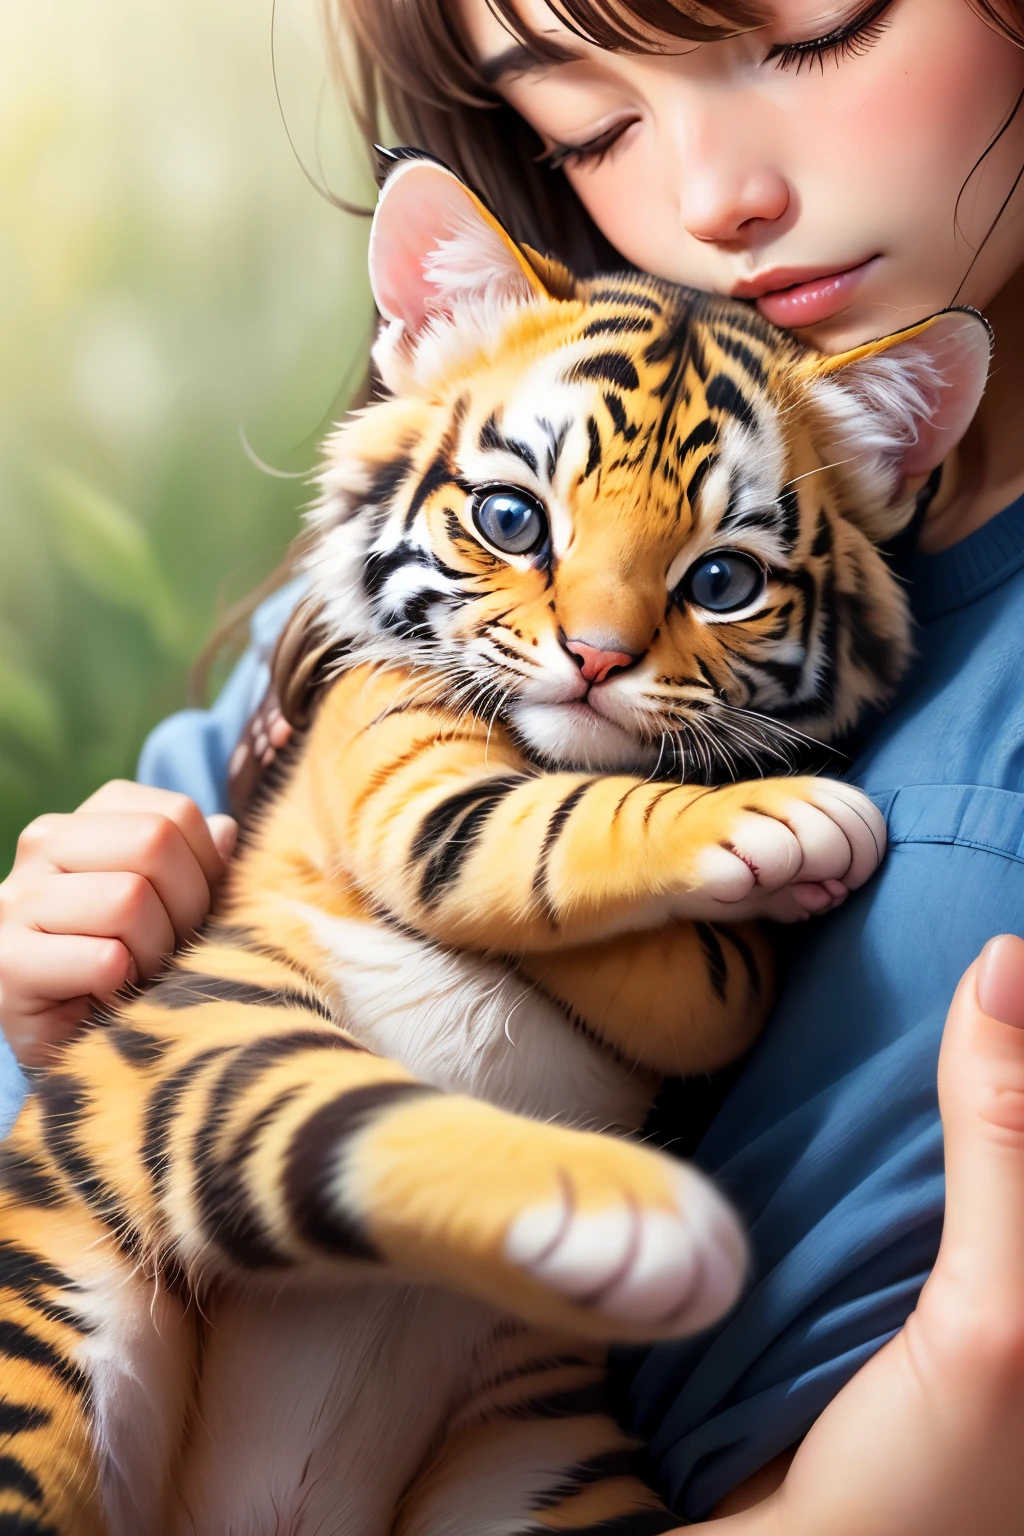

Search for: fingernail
xmin=976 ymin=935 xmax=1024 ymax=1028
xmin=126 ymin=958 xmax=139 ymax=988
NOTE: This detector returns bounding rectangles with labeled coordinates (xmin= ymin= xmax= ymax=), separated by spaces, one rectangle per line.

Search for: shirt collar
xmin=904 ymin=491 xmax=1024 ymax=624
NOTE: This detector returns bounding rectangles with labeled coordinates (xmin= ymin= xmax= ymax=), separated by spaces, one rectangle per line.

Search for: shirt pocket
xmin=871 ymin=783 xmax=1024 ymax=865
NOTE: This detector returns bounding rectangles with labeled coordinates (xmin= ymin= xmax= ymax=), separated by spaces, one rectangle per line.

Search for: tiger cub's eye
xmin=473 ymin=487 xmax=548 ymax=556
xmin=683 ymin=551 xmax=766 ymax=614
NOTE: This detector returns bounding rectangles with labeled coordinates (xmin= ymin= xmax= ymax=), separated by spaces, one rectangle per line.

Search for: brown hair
xmin=195 ymin=0 xmax=1024 ymax=699
xmin=329 ymin=1 xmax=769 ymax=275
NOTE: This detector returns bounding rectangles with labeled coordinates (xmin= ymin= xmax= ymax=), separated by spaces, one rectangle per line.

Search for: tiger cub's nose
xmin=564 ymin=638 xmax=638 ymax=685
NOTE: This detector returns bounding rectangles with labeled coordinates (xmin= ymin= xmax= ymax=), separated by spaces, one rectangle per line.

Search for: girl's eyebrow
xmin=479 ymin=37 xmax=583 ymax=85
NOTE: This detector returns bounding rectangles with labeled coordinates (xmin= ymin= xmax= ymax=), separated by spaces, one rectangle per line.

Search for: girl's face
xmin=456 ymin=0 xmax=1024 ymax=352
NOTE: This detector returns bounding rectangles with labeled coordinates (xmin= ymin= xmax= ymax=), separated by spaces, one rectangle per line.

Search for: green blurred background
xmin=0 ymin=0 xmax=375 ymax=871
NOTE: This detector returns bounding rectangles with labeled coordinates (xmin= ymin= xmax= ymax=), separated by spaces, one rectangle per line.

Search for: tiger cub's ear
xmin=368 ymin=155 xmax=573 ymax=393
xmin=797 ymin=307 xmax=992 ymax=539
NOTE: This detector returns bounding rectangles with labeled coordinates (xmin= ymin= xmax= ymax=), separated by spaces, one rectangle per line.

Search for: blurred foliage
xmin=0 ymin=0 xmax=375 ymax=870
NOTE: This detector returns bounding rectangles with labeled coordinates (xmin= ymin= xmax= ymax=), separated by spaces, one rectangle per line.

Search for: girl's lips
xmin=744 ymin=258 xmax=880 ymax=329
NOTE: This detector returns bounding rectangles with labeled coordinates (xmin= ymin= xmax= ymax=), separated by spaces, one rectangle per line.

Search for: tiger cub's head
xmin=306 ymin=156 xmax=989 ymax=779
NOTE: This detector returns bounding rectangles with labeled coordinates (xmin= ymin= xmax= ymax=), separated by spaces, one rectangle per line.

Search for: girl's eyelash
xmin=766 ymin=0 xmax=895 ymax=74
xmin=539 ymin=119 xmax=637 ymax=173
xmin=540 ymin=0 xmax=896 ymax=168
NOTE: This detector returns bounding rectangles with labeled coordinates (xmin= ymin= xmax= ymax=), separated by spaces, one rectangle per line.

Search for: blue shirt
xmin=2 ymin=502 xmax=1024 ymax=1518
xmin=620 ymin=492 xmax=1024 ymax=1518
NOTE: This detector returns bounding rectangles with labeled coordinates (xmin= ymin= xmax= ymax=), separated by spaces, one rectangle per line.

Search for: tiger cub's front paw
xmin=672 ymin=777 xmax=887 ymax=924
xmin=346 ymin=1094 xmax=747 ymax=1342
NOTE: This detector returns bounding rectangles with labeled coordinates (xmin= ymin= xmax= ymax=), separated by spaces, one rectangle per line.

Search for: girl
xmin=3 ymin=0 xmax=1024 ymax=1527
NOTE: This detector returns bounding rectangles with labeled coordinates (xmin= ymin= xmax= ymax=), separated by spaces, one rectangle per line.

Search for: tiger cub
xmin=0 ymin=155 xmax=989 ymax=1536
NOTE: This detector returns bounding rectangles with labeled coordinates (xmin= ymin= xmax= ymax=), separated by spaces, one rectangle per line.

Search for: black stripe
xmin=37 ymin=1078 xmax=138 ymax=1251
xmin=283 ymin=1081 xmax=434 ymax=1258
xmin=0 ymin=1403 xmax=50 ymax=1436
xmin=695 ymin=656 xmax=720 ymax=694
xmin=0 ymin=1322 xmax=88 ymax=1401
xmin=694 ymin=921 xmax=728 ymax=1003
xmin=602 ymin=392 xmax=640 ymax=443
xmin=0 ymin=1458 xmax=42 ymax=1507
xmin=192 ymin=1030 xmax=365 ymax=1269
xmin=363 ymin=543 xmax=442 ymax=606
xmin=0 ymin=1152 xmax=62 ymax=1211
xmin=811 ymin=507 xmax=834 ymax=558
xmin=105 ymin=1024 xmax=166 ymax=1068
xmin=569 ymin=351 xmax=640 ymax=392
xmin=582 ymin=315 xmax=653 ymax=338
xmin=148 ymin=971 xmax=333 ymax=1022
xmin=588 ymin=287 xmax=662 ymax=313
xmin=715 ymin=328 xmax=769 ymax=385
xmin=531 ymin=1446 xmax=647 ymax=1508
xmin=412 ymin=777 xmax=525 ymax=907
xmin=714 ymin=924 xmax=763 ymax=997
xmin=403 ymin=451 xmax=454 ymax=531
xmin=541 ymin=417 xmax=571 ymax=481
xmin=675 ymin=417 xmax=718 ymax=465
xmin=719 ymin=502 xmax=779 ymax=538
xmin=777 ymin=486 xmax=802 ymax=554
xmin=583 ymin=415 xmax=602 ymax=482
xmin=685 ymin=449 xmax=716 ymax=512
xmin=367 ymin=453 xmax=415 ymax=511
xmin=706 ymin=372 xmax=757 ymax=432
xmin=836 ymin=580 xmax=904 ymax=688
xmin=532 ymin=782 xmax=595 ymax=920
xmin=0 ymin=1245 xmax=72 ymax=1308
xmin=141 ymin=1046 xmax=230 ymax=1199
xmin=478 ymin=413 xmax=538 ymax=475
xmin=520 ymin=1381 xmax=612 ymax=1419
xmin=560 ymin=1513 xmax=680 ymax=1536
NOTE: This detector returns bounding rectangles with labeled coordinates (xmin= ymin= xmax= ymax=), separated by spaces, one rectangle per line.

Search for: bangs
xmin=339 ymin=1 xmax=768 ymax=119
xmin=485 ymin=0 xmax=768 ymax=60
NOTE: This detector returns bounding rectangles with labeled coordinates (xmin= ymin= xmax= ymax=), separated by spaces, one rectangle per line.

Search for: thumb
xmin=936 ymin=934 xmax=1024 ymax=1289
xmin=206 ymin=814 xmax=239 ymax=867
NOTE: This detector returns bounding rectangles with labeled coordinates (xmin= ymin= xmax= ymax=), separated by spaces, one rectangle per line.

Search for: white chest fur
xmin=291 ymin=903 xmax=655 ymax=1133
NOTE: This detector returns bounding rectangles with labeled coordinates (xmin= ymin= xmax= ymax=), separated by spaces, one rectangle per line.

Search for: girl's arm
xmin=0 ymin=580 xmax=305 ymax=1068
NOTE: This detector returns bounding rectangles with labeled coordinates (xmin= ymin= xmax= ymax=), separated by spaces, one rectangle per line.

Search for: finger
xmin=77 ymin=781 xmax=228 ymax=887
xmin=936 ymin=934 xmax=1024 ymax=1290
xmin=18 ymin=872 xmax=175 ymax=980
xmin=2 ymin=997 xmax=95 ymax=1070
xmin=24 ymin=815 xmax=212 ymax=940
xmin=0 ymin=929 xmax=135 ymax=1009
xmin=10 ymin=813 xmax=67 ymax=871
xmin=207 ymin=814 xmax=238 ymax=863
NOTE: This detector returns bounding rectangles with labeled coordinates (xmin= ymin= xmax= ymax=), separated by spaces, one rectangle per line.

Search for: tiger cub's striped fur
xmin=0 ymin=158 xmax=990 ymax=1534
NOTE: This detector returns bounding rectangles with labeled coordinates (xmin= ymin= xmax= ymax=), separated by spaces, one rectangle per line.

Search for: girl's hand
xmin=707 ymin=934 xmax=1024 ymax=1535
xmin=0 ymin=782 xmax=237 ymax=1069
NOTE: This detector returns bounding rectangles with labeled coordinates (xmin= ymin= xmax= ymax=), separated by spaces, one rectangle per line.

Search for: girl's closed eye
xmin=540 ymin=115 xmax=641 ymax=173
xmin=766 ymin=0 xmax=897 ymax=74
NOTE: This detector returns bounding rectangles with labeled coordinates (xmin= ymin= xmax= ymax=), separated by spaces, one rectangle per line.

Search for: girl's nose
xmin=680 ymin=164 xmax=791 ymax=244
